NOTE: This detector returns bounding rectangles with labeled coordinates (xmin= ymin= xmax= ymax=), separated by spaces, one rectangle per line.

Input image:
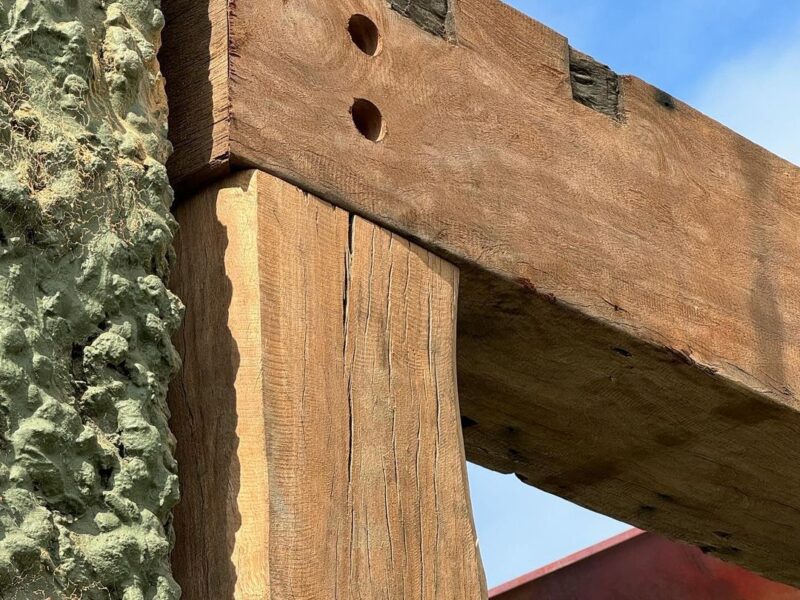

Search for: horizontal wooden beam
xmin=161 ymin=0 xmax=800 ymax=585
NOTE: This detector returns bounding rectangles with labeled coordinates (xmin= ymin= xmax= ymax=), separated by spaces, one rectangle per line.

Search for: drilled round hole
xmin=351 ymin=99 xmax=385 ymax=142
xmin=348 ymin=14 xmax=382 ymax=56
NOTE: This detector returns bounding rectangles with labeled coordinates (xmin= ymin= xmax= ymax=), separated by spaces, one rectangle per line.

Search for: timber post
xmin=168 ymin=171 xmax=487 ymax=598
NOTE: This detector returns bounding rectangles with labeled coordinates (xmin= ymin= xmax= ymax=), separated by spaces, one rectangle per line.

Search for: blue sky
xmin=468 ymin=0 xmax=800 ymax=589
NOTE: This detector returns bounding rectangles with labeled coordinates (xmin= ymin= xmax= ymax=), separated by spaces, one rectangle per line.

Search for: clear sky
xmin=467 ymin=0 xmax=800 ymax=589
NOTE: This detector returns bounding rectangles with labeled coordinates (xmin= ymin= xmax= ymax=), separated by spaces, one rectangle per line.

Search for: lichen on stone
xmin=0 ymin=0 xmax=182 ymax=598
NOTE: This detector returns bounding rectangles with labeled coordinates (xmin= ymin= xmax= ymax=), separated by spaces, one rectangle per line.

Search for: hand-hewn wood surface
xmin=169 ymin=170 xmax=487 ymax=599
xmin=161 ymin=0 xmax=800 ymax=585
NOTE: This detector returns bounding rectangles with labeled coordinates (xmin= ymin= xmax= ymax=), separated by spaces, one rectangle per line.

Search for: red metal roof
xmin=489 ymin=529 xmax=800 ymax=600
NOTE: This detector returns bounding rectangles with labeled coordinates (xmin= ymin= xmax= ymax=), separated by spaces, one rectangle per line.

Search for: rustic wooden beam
xmin=168 ymin=170 xmax=487 ymax=598
xmin=160 ymin=0 xmax=800 ymax=584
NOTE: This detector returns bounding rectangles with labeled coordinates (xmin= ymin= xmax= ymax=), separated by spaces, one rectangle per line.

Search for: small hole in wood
xmin=348 ymin=14 xmax=382 ymax=57
xmin=351 ymin=98 xmax=386 ymax=142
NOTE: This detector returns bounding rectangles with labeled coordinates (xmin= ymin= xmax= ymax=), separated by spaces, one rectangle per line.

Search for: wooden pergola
xmin=161 ymin=0 xmax=800 ymax=597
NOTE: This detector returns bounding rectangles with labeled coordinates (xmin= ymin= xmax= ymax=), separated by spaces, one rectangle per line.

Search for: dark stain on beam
xmin=654 ymin=88 xmax=677 ymax=110
xmin=389 ymin=0 xmax=451 ymax=39
xmin=569 ymin=47 xmax=621 ymax=120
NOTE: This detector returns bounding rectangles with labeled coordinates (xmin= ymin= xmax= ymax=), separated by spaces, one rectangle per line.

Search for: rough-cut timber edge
xmin=168 ymin=170 xmax=487 ymax=599
xmin=389 ymin=0 xmax=451 ymax=39
xmin=569 ymin=48 xmax=620 ymax=119
xmin=160 ymin=0 xmax=800 ymax=586
xmin=0 ymin=0 xmax=182 ymax=598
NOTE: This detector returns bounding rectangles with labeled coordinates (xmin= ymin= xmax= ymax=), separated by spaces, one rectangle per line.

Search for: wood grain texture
xmin=169 ymin=170 xmax=487 ymax=599
xmin=456 ymin=264 xmax=800 ymax=582
xmin=345 ymin=217 xmax=485 ymax=599
xmin=254 ymin=172 xmax=350 ymax=599
xmin=161 ymin=0 xmax=800 ymax=584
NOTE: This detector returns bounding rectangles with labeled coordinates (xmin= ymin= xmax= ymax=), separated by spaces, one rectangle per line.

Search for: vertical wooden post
xmin=169 ymin=170 xmax=487 ymax=599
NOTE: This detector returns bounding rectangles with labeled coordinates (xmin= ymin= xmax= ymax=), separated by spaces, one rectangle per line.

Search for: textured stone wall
xmin=0 ymin=1 xmax=181 ymax=598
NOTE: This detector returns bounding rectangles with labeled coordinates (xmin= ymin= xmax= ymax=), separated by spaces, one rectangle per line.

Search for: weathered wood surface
xmin=161 ymin=0 xmax=800 ymax=585
xmin=169 ymin=170 xmax=487 ymax=599
xmin=389 ymin=0 xmax=450 ymax=38
xmin=569 ymin=48 xmax=620 ymax=119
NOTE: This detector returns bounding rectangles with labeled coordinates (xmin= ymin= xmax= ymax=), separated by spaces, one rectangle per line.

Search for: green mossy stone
xmin=0 ymin=0 xmax=181 ymax=597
